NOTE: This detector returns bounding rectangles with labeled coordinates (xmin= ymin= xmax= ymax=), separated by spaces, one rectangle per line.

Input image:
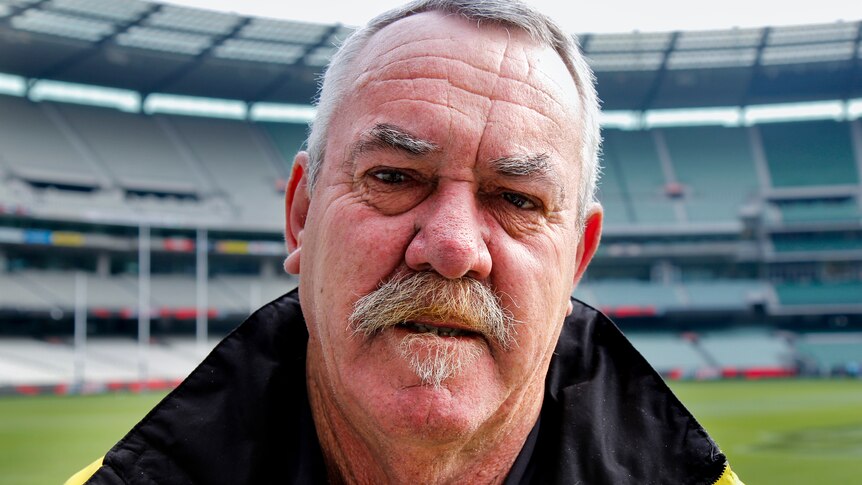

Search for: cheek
xmin=308 ymin=200 xmax=418 ymax=320
xmin=487 ymin=229 xmax=576 ymax=344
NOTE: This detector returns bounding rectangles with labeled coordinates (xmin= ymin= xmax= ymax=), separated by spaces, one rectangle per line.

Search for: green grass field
xmin=1 ymin=380 xmax=860 ymax=484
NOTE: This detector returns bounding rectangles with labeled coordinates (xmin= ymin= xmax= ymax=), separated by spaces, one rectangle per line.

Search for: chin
xmin=386 ymin=372 xmax=495 ymax=443
xmin=355 ymin=330 xmax=505 ymax=444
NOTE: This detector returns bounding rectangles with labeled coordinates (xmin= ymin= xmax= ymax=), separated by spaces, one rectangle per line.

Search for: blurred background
xmin=0 ymin=0 xmax=860 ymax=483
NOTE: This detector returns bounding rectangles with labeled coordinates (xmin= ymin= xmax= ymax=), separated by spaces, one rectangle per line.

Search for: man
xmin=69 ymin=1 xmax=742 ymax=483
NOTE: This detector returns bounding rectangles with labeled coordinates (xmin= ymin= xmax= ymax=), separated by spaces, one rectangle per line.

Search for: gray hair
xmin=306 ymin=0 xmax=601 ymax=224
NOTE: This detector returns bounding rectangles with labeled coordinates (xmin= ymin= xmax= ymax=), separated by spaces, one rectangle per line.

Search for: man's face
xmin=285 ymin=12 xmax=601 ymax=446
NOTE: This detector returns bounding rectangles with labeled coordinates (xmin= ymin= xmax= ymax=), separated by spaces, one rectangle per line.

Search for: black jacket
xmin=80 ymin=289 xmax=730 ymax=484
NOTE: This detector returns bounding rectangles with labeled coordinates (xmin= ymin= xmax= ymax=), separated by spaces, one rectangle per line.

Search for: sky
xmin=157 ymin=0 xmax=862 ymax=33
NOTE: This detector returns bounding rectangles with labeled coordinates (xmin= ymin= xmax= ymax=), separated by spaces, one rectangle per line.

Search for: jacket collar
xmin=96 ymin=289 xmax=726 ymax=484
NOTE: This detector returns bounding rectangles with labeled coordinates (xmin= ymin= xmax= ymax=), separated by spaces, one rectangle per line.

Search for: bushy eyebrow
xmin=352 ymin=123 xmax=439 ymax=157
xmin=489 ymin=153 xmax=566 ymax=204
xmin=489 ymin=153 xmax=551 ymax=177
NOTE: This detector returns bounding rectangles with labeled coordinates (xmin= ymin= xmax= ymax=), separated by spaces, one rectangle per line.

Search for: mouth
xmin=397 ymin=321 xmax=480 ymax=338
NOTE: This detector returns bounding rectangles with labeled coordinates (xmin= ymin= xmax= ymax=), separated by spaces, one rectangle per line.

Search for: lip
xmin=407 ymin=319 xmax=481 ymax=334
xmin=393 ymin=320 xmax=485 ymax=341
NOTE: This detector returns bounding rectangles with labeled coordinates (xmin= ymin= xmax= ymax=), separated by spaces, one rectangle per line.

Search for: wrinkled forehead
xmin=350 ymin=11 xmax=582 ymax=123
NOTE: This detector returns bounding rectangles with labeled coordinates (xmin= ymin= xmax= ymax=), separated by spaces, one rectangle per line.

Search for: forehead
xmin=328 ymin=12 xmax=583 ymax=178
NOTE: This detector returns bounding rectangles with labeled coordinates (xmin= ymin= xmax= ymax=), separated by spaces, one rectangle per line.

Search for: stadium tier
xmin=1 ymin=0 xmax=861 ymax=388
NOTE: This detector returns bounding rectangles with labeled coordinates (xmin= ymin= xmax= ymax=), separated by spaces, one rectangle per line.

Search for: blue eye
xmin=372 ymin=170 xmax=408 ymax=184
xmin=502 ymin=192 xmax=536 ymax=210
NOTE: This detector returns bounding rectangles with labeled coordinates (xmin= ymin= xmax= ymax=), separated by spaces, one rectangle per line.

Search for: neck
xmin=305 ymin=351 xmax=542 ymax=484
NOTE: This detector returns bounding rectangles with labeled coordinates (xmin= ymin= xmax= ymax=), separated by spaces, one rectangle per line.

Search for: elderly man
xmin=68 ymin=1 xmax=742 ymax=484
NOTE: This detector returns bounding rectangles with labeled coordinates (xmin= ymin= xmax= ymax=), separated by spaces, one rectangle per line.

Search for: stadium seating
xmin=595 ymin=140 xmax=633 ymax=226
xmin=0 ymin=95 xmax=106 ymax=188
xmin=602 ymin=129 xmax=679 ymax=225
xmin=164 ymin=115 xmax=287 ymax=227
xmin=579 ymin=279 xmax=680 ymax=311
xmin=661 ymin=126 xmax=759 ymax=222
xmin=758 ymin=120 xmax=859 ymax=187
xmin=0 ymin=272 xmax=57 ymax=312
xmin=14 ymin=269 xmax=137 ymax=309
xmin=0 ymin=270 xmax=297 ymax=316
xmin=697 ymin=330 xmax=793 ymax=368
xmin=680 ymin=280 xmax=769 ymax=311
xmin=259 ymin=122 xmax=307 ymax=171
xmin=0 ymin=337 xmax=219 ymax=387
xmin=0 ymin=96 xmax=297 ymax=230
xmin=771 ymin=233 xmax=862 ymax=252
xmin=775 ymin=199 xmax=861 ymax=223
xmin=577 ymin=279 xmax=768 ymax=313
xmin=796 ymin=334 xmax=862 ymax=369
xmin=54 ymin=103 xmax=207 ymax=194
xmin=775 ymin=281 xmax=862 ymax=307
xmin=625 ymin=333 xmax=709 ymax=373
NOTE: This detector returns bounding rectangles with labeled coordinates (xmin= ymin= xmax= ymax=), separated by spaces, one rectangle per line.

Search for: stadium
xmin=0 ymin=0 xmax=861 ymax=483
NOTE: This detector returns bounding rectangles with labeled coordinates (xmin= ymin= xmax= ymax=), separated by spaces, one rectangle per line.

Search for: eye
xmin=371 ymin=169 xmax=409 ymax=184
xmin=502 ymin=192 xmax=537 ymax=210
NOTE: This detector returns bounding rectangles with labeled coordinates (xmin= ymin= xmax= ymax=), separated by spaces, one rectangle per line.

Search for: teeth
xmin=404 ymin=322 xmax=465 ymax=337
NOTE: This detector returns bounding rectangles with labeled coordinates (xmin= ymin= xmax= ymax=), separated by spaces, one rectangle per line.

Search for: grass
xmin=1 ymin=380 xmax=861 ymax=484
xmin=669 ymin=379 xmax=862 ymax=484
xmin=0 ymin=391 xmax=166 ymax=485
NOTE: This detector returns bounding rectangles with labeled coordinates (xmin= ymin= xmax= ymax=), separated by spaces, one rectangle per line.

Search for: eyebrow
xmin=353 ymin=123 xmax=439 ymax=157
xmin=489 ymin=153 xmax=566 ymax=203
xmin=489 ymin=153 xmax=551 ymax=177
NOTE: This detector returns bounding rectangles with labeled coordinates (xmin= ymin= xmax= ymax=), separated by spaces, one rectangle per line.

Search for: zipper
xmin=709 ymin=463 xmax=729 ymax=485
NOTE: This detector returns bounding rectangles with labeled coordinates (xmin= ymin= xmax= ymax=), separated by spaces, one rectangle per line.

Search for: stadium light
xmin=743 ymin=101 xmax=845 ymax=124
xmin=143 ymin=94 xmax=247 ymax=119
xmin=600 ymin=111 xmax=642 ymax=130
xmin=645 ymin=107 xmax=742 ymax=128
xmin=249 ymin=102 xmax=316 ymax=123
xmin=28 ymin=79 xmax=140 ymax=112
xmin=0 ymin=73 xmax=26 ymax=96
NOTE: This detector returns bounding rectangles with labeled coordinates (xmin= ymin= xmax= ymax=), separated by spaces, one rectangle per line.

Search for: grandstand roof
xmin=1 ymin=0 xmax=861 ymax=109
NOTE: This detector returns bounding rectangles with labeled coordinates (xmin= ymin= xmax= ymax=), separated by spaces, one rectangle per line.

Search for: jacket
xmin=68 ymin=289 xmax=742 ymax=484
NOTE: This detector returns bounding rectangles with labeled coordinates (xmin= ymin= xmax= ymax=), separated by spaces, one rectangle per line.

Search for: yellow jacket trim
xmin=64 ymin=456 xmax=103 ymax=485
xmin=715 ymin=465 xmax=745 ymax=485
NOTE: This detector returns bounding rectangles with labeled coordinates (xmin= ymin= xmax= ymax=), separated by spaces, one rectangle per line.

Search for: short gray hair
xmin=306 ymin=0 xmax=601 ymax=223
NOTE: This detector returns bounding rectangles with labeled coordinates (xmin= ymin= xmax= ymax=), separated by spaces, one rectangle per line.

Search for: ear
xmin=567 ymin=203 xmax=603 ymax=315
xmin=284 ymin=152 xmax=310 ymax=275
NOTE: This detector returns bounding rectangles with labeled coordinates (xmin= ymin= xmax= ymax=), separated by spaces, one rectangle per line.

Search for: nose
xmin=405 ymin=183 xmax=492 ymax=280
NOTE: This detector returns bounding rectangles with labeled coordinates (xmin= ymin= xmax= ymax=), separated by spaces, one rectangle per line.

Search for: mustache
xmin=349 ymin=271 xmax=516 ymax=349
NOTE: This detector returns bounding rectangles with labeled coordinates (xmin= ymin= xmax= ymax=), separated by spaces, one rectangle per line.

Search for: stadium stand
xmin=0 ymin=95 xmax=106 ymax=188
xmin=795 ymin=333 xmax=862 ymax=372
xmin=54 ymin=103 xmax=206 ymax=195
xmin=0 ymin=0 xmax=861 ymax=390
xmin=698 ymin=330 xmax=793 ymax=369
xmin=625 ymin=333 xmax=710 ymax=373
xmin=164 ymin=115 xmax=287 ymax=227
xmin=602 ymin=129 xmax=679 ymax=225
xmin=775 ymin=281 xmax=862 ymax=308
xmin=662 ymin=126 xmax=760 ymax=223
xmin=759 ymin=120 xmax=859 ymax=188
